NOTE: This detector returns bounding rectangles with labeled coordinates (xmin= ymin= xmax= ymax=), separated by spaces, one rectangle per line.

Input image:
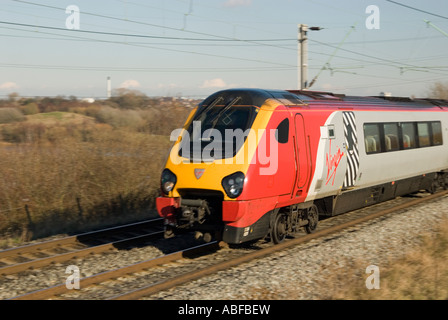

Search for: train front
xmin=156 ymin=89 xmax=277 ymax=244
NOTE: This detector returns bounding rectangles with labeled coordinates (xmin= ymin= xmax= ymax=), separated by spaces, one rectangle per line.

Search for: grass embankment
xmin=323 ymin=218 xmax=448 ymax=300
xmin=0 ymin=97 xmax=192 ymax=246
xmin=244 ymin=218 xmax=448 ymax=300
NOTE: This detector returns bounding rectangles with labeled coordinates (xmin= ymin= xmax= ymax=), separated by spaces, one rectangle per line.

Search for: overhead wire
xmin=3 ymin=22 xmax=444 ymax=79
xmin=0 ymin=62 xmax=299 ymax=73
xmin=10 ymin=0 xmax=297 ymax=51
xmin=0 ymin=21 xmax=297 ymax=68
xmin=8 ymin=0 xmax=447 ymax=63
xmin=309 ymin=38 xmax=448 ymax=76
xmin=386 ymin=0 xmax=448 ymax=20
xmin=0 ymin=20 xmax=295 ymax=43
xmin=3 ymin=0 xmax=448 ymax=92
xmin=2 ymin=19 xmax=446 ymax=75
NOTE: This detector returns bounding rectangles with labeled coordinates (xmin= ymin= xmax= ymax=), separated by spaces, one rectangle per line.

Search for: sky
xmin=0 ymin=0 xmax=447 ymax=99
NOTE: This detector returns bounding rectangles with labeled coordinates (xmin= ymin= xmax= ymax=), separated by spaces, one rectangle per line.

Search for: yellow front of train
xmin=156 ymin=89 xmax=278 ymax=241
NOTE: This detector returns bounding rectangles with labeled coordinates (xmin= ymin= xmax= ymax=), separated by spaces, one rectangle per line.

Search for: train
xmin=156 ymin=88 xmax=448 ymax=244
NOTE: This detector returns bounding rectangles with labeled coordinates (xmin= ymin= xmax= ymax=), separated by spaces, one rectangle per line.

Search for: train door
xmin=294 ymin=113 xmax=311 ymax=195
xmin=342 ymin=111 xmax=359 ymax=188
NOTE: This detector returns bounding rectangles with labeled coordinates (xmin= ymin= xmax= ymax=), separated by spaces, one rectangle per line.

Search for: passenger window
xmin=275 ymin=118 xmax=289 ymax=144
xmin=431 ymin=122 xmax=443 ymax=146
xmin=401 ymin=123 xmax=416 ymax=149
xmin=384 ymin=123 xmax=399 ymax=151
xmin=418 ymin=123 xmax=431 ymax=147
xmin=364 ymin=124 xmax=381 ymax=154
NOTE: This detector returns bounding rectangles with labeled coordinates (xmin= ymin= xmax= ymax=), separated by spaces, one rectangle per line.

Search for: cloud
xmin=157 ymin=83 xmax=182 ymax=89
xmin=223 ymin=0 xmax=253 ymax=7
xmin=119 ymin=80 xmax=141 ymax=89
xmin=0 ymin=82 xmax=19 ymax=90
xmin=200 ymin=78 xmax=228 ymax=89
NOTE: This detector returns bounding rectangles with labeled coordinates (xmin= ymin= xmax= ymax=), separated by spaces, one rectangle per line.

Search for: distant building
xmin=82 ymin=98 xmax=95 ymax=103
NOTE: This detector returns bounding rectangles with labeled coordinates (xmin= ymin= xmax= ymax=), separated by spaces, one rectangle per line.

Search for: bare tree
xmin=428 ymin=82 xmax=448 ymax=99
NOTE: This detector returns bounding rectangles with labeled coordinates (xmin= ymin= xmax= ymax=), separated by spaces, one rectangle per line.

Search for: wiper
xmin=210 ymin=96 xmax=242 ymax=126
xmin=195 ymin=96 xmax=224 ymax=120
xmin=202 ymin=96 xmax=241 ymax=141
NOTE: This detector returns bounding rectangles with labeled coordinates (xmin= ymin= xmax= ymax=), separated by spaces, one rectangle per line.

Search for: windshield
xmin=179 ymin=96 xmax=259 ymax=161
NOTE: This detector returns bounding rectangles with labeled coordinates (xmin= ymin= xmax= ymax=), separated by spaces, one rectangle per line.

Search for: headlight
xmin=222 ymin=172 xmax=245 ymax=198
xmin=161 ymin=169 xmax=177 ymax=195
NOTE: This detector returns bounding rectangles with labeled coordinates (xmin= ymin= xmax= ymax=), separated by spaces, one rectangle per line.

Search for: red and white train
xmin=156 ymin=89 xmax=448 ymax=244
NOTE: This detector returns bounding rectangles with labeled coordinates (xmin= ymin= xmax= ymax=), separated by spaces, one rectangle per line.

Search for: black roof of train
xmin=201 ymin=88 xmax=448 ymax=110
xmin=287 ymin=89 xmax=448 ymax=109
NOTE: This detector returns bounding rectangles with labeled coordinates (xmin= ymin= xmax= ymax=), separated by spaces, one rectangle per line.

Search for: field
xmin=322 ymin=218 xmax=448 ymax=300
xmin=0 ymin=91 xmax=194 ymax=244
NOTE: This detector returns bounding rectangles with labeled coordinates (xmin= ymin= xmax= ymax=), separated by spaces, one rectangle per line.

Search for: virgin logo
xmin=194 ymin=168 xmax=205 ymax=180
xmin=326 ymin=141 xmax=344 ymax=186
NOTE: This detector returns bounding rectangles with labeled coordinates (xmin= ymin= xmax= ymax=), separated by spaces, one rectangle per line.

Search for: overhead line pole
xmin=298 ymin=24 xmax=308 ymax=90
xmin=298 ymin=24 xmax=322 ymax=90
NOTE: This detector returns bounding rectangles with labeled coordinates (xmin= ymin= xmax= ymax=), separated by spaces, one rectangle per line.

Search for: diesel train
xmin=156 ymin=88 xmax=448 ymax=244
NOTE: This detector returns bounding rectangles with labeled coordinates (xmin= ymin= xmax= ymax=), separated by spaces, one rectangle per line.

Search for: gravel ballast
xmin=148 ymin=194 xmax=448 ymax=300
xmin=1 ymin=194 xmax=447 ymax=300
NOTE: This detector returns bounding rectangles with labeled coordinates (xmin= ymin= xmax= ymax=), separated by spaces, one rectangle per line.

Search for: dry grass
xmin=0 ymin=113 xmax=173 ymax=244
xmin=0 ymin=93 xmax=195 ymax=246
xmin=240 ymin=218 xmax=448 ymax=300
xmin=318 ymin=219 xmax=448 ymax=300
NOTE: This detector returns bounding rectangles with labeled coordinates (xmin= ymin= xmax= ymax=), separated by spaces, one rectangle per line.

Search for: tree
xmin=108 ymin=89 xmax=148 ymax=109
xmin=21 ymin=102 xmax=39 ymax=115
xmin=8 ymin=92 xmax=19 ymax=102
xmin=428 ymin=82 xmax=448 ymax=99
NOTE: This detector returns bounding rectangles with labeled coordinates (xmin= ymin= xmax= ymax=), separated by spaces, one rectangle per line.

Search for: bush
xmin=428 ymin=82 xmax=448 ymax=100
xmin=95 ymin=106 xmax=144 ymax=129
xmin=0 ymin=108 xmax=25 ymax=124
xmin=1 ymin=123 xmax=46 ymax=143
xmin=21 ymin=103 xmax=40 ymax=115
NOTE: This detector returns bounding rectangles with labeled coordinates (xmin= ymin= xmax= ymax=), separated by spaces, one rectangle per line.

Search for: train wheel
xmin=272 ymin=213 xmax=287 ymax=244
xmin=164 ymin=226 xmax=175 ymax=239
xmin=305 ymin=205 xmax=319 ymax=234
xmin=427 ymin=177 xmax=439 ymax=194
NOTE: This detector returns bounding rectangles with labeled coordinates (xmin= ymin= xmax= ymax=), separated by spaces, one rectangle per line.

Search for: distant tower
xmin=107 ymin=76 xmax=112 ymax=98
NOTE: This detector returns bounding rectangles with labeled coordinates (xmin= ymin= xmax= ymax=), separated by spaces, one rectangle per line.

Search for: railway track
xmin=0 ymin=218 xmax=164 ymax=276
xmin=8 ymin=190 xmax=447 ymax=300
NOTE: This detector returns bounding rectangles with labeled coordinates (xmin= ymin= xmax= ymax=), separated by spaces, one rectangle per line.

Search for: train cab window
xmin=401 ymin=122 xmax=416 ymax=149
xmin=384 ymin=123 xmax=399 ymax=151
xmin=275 ymin=118 xmax=289 ymax=144
xmin=431 ymin=121 xmax=443 ymax=146
xmin=328 ymin=125 xmax=336 ymax=139
xmin=364 ymin=124 xmax=381 ymax=154
xmin=417 ymin=122 xmax=431 ymax=147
